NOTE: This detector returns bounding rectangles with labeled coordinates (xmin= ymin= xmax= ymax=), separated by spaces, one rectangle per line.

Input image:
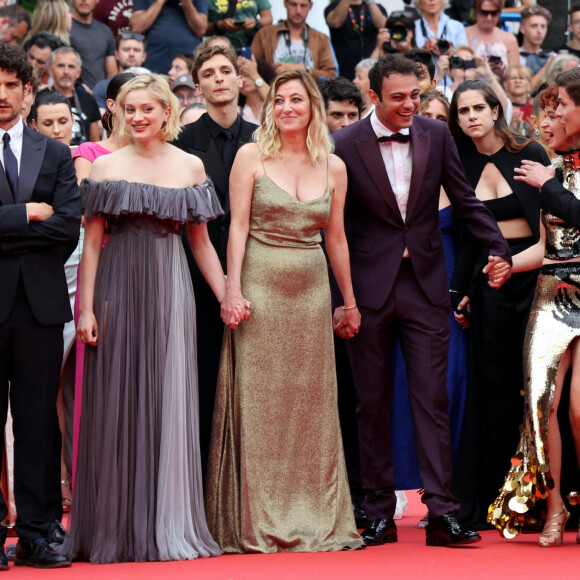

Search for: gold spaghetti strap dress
xmin=206 ymin=173 xmax=363 ymax=553
xmin=488 ymin=153 xmax=580 ymax=538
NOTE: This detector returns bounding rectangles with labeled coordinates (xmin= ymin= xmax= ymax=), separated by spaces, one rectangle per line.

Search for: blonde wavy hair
xmin=255 ymin=70 xmax=332 ymax=164
xmin=24 ymin=0 xmax=70 ymax=46
xmin=118 ymin=74 xmax=182 ymax=142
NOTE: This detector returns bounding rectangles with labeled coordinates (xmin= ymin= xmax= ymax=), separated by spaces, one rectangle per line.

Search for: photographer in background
xmin=413 ymin=0 xmax=467 ymax=64
xmin=370 ymin=11 xmax=416 ymax=60
xmin=206 ymin=0 xmax=272 ymax=50
xmin=131 ymin=0 xmax=208 ymax=73
xmin=325 ymin=0 xmax=386 ymax=80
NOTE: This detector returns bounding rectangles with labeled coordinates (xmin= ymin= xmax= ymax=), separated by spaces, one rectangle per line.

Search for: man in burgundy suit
xmin=333 ymin=54 xmax=512 ymax=547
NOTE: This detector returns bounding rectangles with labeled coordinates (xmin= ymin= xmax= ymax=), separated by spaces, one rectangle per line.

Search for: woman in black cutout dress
xmin=447 ymin=80 xmax=550 ymax=528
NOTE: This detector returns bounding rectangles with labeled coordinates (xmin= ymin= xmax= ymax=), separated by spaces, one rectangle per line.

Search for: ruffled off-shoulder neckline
xmin=80 ymin=177 xmax=224 ymax=225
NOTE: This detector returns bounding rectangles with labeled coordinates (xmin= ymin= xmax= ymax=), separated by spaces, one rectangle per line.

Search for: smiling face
xmin=273 ymin=79 xmax=312 ymax=134
xmin=370 ymin=73 xmax=419 ymax=132
xmin=0 ymin=69 xmax=28 ymax=131
xmin=124 ymin=88 xmax=169 ymax=141
xmin=196 ymin=54 xmax=241 ymax=106
xmin=31 ymin=103 xmax=74 ymax=144
xmin=556 ymin=87 xmax=580 ymax=138
xmin=456 ymin=89 xmax=497 ymax=142
xmin=541 ymin=104 xmax=571 ymax=151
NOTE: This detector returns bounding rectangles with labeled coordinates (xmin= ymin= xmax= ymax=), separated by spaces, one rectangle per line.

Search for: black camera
xmin=449 ymin=55 xmax=476 ymax=70
xmin=437 ymin=38 xmax=450 ymax=53
xmin=488 ymin=55 xmax=502 ymax=65
xmin=383 ymin=25 xmax=407 ymax=54
xmin=388 ymin=24 xmax=407 ymax=43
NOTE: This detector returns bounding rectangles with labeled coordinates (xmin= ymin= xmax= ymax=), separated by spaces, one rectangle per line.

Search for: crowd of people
xmin=2 ymin=0 xmax=580 ymax=571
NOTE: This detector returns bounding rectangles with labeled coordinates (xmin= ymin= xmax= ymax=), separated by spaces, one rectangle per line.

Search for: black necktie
xmin=222 ymin=129 xmax=236 ymax=171
xmin=3 ymin=133 xmax=18 ymax=201
xmin=377 ymin=133 xmax=411 ymax=144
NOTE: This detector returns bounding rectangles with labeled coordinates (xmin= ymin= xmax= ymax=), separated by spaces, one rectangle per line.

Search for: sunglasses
xmin=118 ymin=32 xmax=145 ymax=42
xmin=479 ymin=9 xmax=500 ymax=17
xmin=390 ymin=10 xmax=415 ymax=20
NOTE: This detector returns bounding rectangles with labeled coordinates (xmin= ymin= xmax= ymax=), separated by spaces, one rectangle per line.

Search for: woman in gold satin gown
xmin=206 ymin=70 xmax=364 ymax=553
xmin=488 ymin=77 xmax=580 ymax=546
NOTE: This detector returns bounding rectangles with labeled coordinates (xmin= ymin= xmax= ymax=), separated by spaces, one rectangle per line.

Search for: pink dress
xmin=71 ymin=141 xmax=112 ymax=486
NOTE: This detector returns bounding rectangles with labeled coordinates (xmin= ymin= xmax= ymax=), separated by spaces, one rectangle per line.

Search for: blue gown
xmin=391 ymin=206 xmax=468 ymax=489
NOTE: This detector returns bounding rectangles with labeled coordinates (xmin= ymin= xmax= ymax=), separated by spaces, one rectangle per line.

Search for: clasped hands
xmin=483 ymin=255 xmax=511 ymax=289
xmin=220 ymin=292 xmax=251 ymax=329
xmin=332 ymin=307 xmax=361 ymax=339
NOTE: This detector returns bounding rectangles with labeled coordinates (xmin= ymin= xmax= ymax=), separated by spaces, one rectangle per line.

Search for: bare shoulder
xmin=328 ymin=153 xmax=347 ymax=179
xmin=236 ymin=142 xmax=260 ymax=164
xmin=164 ymin=143 xmax=207 ymax=185
xmin=89 ymin=154 xmax=113 ymax=181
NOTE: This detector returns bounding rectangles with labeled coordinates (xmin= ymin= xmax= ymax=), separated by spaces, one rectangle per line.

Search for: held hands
xmin=77 ymin=311 xmax=99 ymax=346
xmin=238 ymin=55 xmax=260 ymax=81
xmin=333 ymin=306 xmax=361 ymax=339
xmin=220 ymin=290 xmax=251 ymax=330
xmin=514 ymin=160 xmax=555 ymax=189
xmin=483 ymin=256 xmax=512 ymax=289
xmin=218 ymin=18 xmax=242 ymax=32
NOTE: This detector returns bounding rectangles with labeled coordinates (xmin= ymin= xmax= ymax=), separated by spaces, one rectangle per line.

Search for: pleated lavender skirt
xmin=63 ymin=209 xmax=221 ymax=563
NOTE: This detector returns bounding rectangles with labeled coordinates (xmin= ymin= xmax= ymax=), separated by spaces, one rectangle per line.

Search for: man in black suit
xmin=0 ymin=44 xmax=80 ymax=569
xmin=173 ymin=45 xmax=257 ymax=476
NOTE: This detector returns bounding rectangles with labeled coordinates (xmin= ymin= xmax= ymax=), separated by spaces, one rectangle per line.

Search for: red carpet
xmin=5 ymin=492 xmax=579 ymax=579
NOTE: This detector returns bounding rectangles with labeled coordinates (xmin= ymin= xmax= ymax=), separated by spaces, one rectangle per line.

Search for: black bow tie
xmin=377 ymin=133 xmax=411 ymax=144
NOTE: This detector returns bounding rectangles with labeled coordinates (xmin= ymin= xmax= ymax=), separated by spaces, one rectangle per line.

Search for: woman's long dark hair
xmin=448 ymin=80 xmax=532 ymax=154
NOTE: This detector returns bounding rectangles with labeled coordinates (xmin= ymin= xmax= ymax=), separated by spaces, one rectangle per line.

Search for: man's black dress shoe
xmin=361 ymin=518 xmax=397 ymax=546
xmin=48 ymin=520 xmax=66 ymax=545
xmin=426 ymin=512 xmax=482 ymax=546
xmin=0 ymin=546 xmax=8 ymax=571
xmin=14 ymin=540 xmax=71 ymax=568
xmin=353 ymin=502 xmax=367 ymax=529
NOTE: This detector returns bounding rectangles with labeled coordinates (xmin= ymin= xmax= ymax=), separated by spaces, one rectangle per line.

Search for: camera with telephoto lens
xmin=383 ymin=24 xmax=407 ymax=53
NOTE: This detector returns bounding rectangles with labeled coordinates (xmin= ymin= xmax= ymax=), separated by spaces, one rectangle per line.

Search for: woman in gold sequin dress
xmin=205 ymin=70 xmax=364 ymax=553
xmin=488 ymin=72 xmax=580 ymax=546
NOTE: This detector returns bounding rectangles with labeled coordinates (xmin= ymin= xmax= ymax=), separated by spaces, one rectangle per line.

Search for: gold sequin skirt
xmin=488 ymin=262 xmax=580 ymax=538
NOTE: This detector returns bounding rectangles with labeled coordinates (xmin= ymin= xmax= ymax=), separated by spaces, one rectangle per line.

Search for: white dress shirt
xmin=0 ymin=117 xmax=24 ymax=175
xmin=370 ymin=110 xmax=412 ymax=257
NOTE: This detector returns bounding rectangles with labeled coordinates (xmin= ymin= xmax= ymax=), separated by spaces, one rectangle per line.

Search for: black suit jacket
xmin=0 ymin=125 xmax=81 ymax=326
xmin=173 ymin=113 xmax=257 ymax=271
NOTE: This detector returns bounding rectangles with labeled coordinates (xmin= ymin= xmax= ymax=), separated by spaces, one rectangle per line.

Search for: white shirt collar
xmin=370 ymin=110 xmax=411 ymax=139
xmin=0 ymin=117 xmax=24 ymax=143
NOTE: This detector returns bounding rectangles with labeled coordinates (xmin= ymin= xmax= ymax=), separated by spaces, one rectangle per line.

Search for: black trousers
xmin=0 ymin=281 xmax=63 ymax=543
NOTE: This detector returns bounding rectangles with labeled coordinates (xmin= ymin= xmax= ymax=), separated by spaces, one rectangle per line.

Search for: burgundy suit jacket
xmin=333 ymin=114 xmax=511 ymax=309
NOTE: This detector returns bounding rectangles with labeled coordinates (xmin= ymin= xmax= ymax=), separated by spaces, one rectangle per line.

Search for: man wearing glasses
xmin=92 ymin=33 xmax=149 ymax=113
xmin=556 ymin=4 xmax=580 ymax=59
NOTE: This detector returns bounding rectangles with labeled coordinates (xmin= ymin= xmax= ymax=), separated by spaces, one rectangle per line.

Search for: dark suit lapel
xmin=406 ymin=120 xmax=430 ymax=221
xmin=0 ymin=163 xmax=12 ymax=206
xmin=354 ymin=119 xmax=403 ymax=221
xmin=18 ymin=127 xmax=46 ymax=204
